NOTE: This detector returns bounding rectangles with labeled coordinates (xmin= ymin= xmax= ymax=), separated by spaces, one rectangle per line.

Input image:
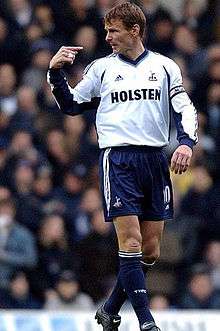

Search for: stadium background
xmin=0 ymin=0 xmax=220 ymax=326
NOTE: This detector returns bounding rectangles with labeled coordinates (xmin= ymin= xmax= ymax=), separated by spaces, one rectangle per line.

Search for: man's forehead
xmin=105 ymin=19 xmax=124 ymax=30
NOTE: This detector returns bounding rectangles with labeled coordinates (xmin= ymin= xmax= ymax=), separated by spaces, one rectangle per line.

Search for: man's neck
xmin=121 ymin=42 xmax=145 ymax=60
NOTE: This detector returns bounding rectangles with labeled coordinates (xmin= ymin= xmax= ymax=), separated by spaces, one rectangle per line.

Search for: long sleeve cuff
xmin=179 ymin=138 xmax=196 ymax=150
xmin=47 ymin=68 xmax=65 ymax=84
xmin=47 ymin=68 xmax=83 ymax=116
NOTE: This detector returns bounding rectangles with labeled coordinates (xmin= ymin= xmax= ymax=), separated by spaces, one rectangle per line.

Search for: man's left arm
xmin=168 ymin=61 xmax=198 ymax=174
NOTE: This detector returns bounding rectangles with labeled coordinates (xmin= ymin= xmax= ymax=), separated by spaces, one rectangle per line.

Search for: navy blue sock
xmin=104 ymin=277 xmax=127 ymax=315
xmin=118 ymin=251 xmax=154 ymax=326
xmin=104 ymin=260 xmax=155 ymax=315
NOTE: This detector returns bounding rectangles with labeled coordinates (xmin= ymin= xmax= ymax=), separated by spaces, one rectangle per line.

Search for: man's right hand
xmin=49 ymin=46 xmax=83 ymax=69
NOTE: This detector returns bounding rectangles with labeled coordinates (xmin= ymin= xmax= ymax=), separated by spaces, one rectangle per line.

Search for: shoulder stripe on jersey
xmin=101 ymin=70 xmax=106 ymax=83
xmin=162 ymin=66 xmax=170 ymax=91
xmin=83 ymin=59 xmax=99 ymax=75
xmin=84 ymin=54 xmax=113 ymax=75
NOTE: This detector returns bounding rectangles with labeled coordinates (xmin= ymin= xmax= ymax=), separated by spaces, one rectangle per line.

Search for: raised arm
xmin=47 ymin=46 xmax=100 ymax=116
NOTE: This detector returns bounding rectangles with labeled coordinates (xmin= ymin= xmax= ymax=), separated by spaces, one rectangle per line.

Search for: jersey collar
xmin=118 ymin=49 xmax=148 ymax=66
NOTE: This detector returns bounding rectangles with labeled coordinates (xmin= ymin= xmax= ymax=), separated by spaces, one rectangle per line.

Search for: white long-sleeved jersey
xmin=48 ymin=49 xmax=198 ymax=149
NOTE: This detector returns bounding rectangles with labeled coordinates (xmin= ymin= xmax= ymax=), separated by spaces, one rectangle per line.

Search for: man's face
xmin=105 ymin=19 xmax=135 ymax=55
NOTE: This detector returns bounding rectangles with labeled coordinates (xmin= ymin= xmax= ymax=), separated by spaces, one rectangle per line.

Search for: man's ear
xmin=131 ymin=24 xmax=140 ymax=37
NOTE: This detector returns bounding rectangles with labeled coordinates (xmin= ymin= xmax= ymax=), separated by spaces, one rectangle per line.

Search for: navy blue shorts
xmin=99 ymin=145 xmax=173 ymax=222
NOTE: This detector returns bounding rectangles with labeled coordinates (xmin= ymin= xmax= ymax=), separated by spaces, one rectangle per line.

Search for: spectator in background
xmin=25 ymin=21 xmax=44 ymax=44
xmin=0 ymin=17 xmax=28 ymax=74
xmin=204 ymin=241 xmax=220 ymax=291
xmin=78 ymin=125 xmax=100 ymax=169
xmin=196 ymin=112 xmax=216 ymax=158
xmin=6 ymin=0 xmax=33 ymax=29
xmin=9 ymin=85 xmax=39 ymax=137
xmin=69 ymin=187 xmax=102 ymax=244
xmin=172 ymin=54 xmax=193 ymax=95
xmin=44 ymin=270 xmax=94 ymax=310
xmin=32 ymin=165 xmax=54 ymax=209
xmin=2 ymin=130 xmax=47 ymax=232
xmin=179 ymin=264 xmax=220 ymax=309
xmin=0 ymin=197 xmax=37 ymax=289
xmin=36 ymin=214 xmax=78 ymax=293
xmin=6 ymin=130 xmax=40 ymax=173
xmin=0 ymin=271 xmax=42 ymax=309
xmin=193 ymin=44 xmax=220 ymax=115
xmin=52 ymin=164 xmax=87 ymax=224
xmin=4 ymin=129 xmax=47 ymax=189
xmin=54 ymin=164 xmax=87 ymax=222
xmin=180 ymin=164 xmax=213 ymax=220
xmin=173 ymin=24 xmax=207 ymax=82
xmin=76 ymin=208 xmax=118 ymax=302
xmin=205 ymin=57 xmax=220 ymax=170
xmin=72 ymin=25 xmax=103 ymax=65
xmin=0 ymin=138 xmax=10 ymax=187
xmin=60 ymin=0 xmax=102 ymax=44
xmin=148 ymin=9 xmax=175 ymax=57
xmin=0 ymin=186 xmax=11 ymax=201
xmin=179 ymin=164 xmax=217 ymax=260
xmin=44 ymin=128 xmax=71 ymax=187
xmin=0 ymin=112 xmax=11 ymax=160
xmin=181 ymin=0 xmax=215 ymax=47
xmin=33 ymin=3 xmax=61 ymax=45
xmin=37 ymin=80 xmax=63 ymax=131
xmin=31 ymin=164 xmax=67 ymax=223
xmin=14 ymin=181 xmax=41 ymax=233
xmin=22 ymin=39 xmax=53 ymax=93
xmin=63 ymin=115 xmax=86 ymax=161
xmin=0 ymin=63 xmax=17 ymax=119
xmin=149 ymin=294 xmax=171 ymax=310
xmin=13 ymin=160 xmax=34 ymax=196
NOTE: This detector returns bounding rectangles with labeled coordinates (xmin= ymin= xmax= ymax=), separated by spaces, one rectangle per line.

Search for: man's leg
xmin=140 ymin=220 xmax=164 ymax=269
xmin=104 ymin=220 xmax=164 ymax=315
xmin=113 ymin=215 xmax=155 ymax=328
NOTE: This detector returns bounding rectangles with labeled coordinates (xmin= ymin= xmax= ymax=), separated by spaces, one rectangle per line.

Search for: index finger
xmin=65 ymin=46 xmax=83 ymax=50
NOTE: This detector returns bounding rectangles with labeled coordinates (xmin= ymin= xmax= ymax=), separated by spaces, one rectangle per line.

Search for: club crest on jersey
xmin=148 ymin=72 xmax=157 ymax=81
xmin=115 ymin=74 xmax=124 ymax=81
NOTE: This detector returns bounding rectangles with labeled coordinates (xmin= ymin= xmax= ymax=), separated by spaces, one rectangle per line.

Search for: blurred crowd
xmin=0 ymin=0 xmax=220 ymax=311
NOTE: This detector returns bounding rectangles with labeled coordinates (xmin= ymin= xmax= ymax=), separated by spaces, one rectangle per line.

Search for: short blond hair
xmin=104 ymin=2 xmax=146 ymax=40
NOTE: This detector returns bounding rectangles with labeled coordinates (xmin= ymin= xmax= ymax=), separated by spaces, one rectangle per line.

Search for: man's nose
xmin=106 ymin=32 xmax=111 ymax=42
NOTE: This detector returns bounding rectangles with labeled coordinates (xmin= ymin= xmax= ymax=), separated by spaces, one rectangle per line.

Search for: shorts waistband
xmin=104 ymin=145 xmax=164 ymax=152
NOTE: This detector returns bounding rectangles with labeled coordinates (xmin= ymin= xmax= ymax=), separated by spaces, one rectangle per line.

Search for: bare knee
xmin=142 ymin=240 xmax=160 ymax=264
xmin=118 ymin=230 xmax=142 ymax=252
xmin=114 ymin=216 xmax=143 ymax=252
xmin=122 ymin=236 xmax=142 ymax=252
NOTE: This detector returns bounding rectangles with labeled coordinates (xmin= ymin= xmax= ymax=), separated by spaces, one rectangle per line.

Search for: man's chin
xmin=112 ymin=46 xmax=119 ymax=54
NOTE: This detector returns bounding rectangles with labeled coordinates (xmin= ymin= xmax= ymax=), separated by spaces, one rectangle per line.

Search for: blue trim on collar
xmin=118 ymin=49 xmax=148 ymax=66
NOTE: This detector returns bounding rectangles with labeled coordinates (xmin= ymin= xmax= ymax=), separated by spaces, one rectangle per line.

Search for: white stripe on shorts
xmin=103 ymin=148 xmax=111 ymax=216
